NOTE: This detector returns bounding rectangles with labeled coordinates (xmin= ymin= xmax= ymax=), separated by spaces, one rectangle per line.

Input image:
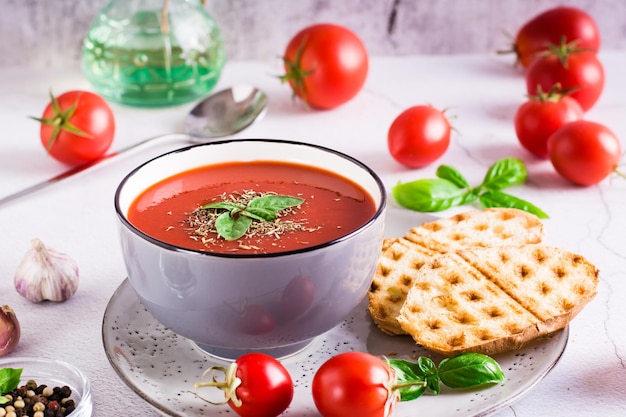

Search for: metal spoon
xmin=0 ymin=85 xmax=268 ymax=207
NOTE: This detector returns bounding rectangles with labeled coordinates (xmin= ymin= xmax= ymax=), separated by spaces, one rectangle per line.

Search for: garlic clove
xmin=14 ymin=238 xmax=79 ymax=303
xmin=0 ymin=305 xmax=20 ymax=357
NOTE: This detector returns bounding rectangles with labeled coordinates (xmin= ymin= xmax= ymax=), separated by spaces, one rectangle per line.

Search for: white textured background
xmin=2 ymin=0 xmax=625 ymax=68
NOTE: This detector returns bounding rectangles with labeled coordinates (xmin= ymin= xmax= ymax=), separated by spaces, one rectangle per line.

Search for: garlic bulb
xmin=0 ymin=305 xmax=20 ymax=357
xmin=14 ymin=238 xmax=79 ymax=303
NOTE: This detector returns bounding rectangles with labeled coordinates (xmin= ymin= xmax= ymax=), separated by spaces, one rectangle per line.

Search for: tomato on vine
xmin=387 ymin=105 xmax=451 ymax=168
xmin=503 ymin=6 xmax=600 ymax=68
xmin=514 ymin=84 xmax=583 ymax=158
xmin=194 ymin=353 xmax=294 ymax=417
xmin=311 ymin=351 xmax=505 ymax=417
xmin=312 ymin=352 xmax=398 ymax=417
xmin=32 ymin=90 xmax=115 ymax=166
xmin=280 ymin=23 xmax=368 ymax=109
xmin=525 ymin=39 xmax=604 ymax=112
xmin=548 ymin=120 xmax=622 ymax=186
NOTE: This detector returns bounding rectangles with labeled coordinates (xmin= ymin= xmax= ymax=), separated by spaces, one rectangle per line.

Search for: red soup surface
xmin=128 ymin=160 xmax=377 ymax=254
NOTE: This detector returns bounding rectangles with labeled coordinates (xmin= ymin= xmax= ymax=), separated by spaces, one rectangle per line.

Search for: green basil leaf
xmin=248 ymin=195 xmax=304 ymax=211
xmin=215 ymin=212 xmax=253 ymax=240
xmin=0 ymin=367 xmax=22 ymax=396
xmin=417 ymin=356 xmax=440 ymax=395
xmin=436 ymin=165 xmax=470 ymax=189
xmin=202 ymin=201 xmax=245 ymax=211
xmin=481 ymin=158 xmax=527 ymax=190
xmin=438 ymin=353 xmax=505 ymax=389
xmin=385 ymin=358 xmax=427 ymax=402
xmin=241 ymin=207 xmax=277 ymax=222
xmin=479 ymin=190 xmax=549 ymax=219
xmin=392 ymin=179 xmax=468 ymax=212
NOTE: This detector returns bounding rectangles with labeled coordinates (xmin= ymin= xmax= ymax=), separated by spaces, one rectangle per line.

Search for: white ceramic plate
xmin=102 ymin=207 xmax=568 ymax=417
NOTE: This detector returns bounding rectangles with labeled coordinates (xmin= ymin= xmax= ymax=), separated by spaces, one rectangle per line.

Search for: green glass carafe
xmin=81 ymin=0 xmax=226 ymax=107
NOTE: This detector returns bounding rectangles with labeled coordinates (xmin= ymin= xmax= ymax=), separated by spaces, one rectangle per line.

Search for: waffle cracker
xmin=398 ymin=245 xmax=599 ymax=356
xmin=368 ymin=208 xmax=544 ymax=335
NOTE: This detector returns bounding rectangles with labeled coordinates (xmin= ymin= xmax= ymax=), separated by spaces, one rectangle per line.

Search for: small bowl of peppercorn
xmin=0 ymin=356 xmax=92 ymax=417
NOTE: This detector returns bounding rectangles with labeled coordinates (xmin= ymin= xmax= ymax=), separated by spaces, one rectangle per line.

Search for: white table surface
xmin=1 ymin=52 xmax=625 ymax=416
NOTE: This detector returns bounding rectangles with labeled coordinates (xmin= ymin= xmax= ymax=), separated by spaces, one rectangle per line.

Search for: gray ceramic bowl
xmin=114 ymin=139 xmax=386 ymax=359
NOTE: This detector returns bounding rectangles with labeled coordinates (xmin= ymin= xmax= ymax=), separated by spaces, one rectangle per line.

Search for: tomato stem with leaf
xmin=31 ymin=91 xmax=93 ymax=152
xmin=32 ymin=90 xmax=116 ymax=166
xmin=194 ymin=363 xmax=243 ymax=406
xmin=280 ymin=35 xmax=315 ymax=104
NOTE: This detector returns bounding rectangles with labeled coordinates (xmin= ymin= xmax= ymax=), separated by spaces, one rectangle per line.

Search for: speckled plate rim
xmin=102 ymin=207 xmax=570 ymax=417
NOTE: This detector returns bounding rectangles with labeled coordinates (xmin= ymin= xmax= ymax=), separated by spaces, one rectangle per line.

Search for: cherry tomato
xmin=281 ymin=23 xmax=368 ymax=109
xmin=312 ymin=352 xmax=397 ymax=417
xmin=35 ymin=90 xmax=115 ymax=166
xmin=195 ymin=353 xmax=294 ymax=417
xmin=514 ymin=85 xmax=583 ymax=158
xmin=237 ymin=304 xmax=276 ymax=335
xmin=525 ymin=42 xmax=604 ymax=112
xmin=387 ymin=105 xmax=451 ymax=168
xmin=280 ymin=274 xmax=315 ymax=318
xmin=509 ymin=6 xmax=600 ymax=68
xmin=548 ymin=120 xmax=621 ymax=186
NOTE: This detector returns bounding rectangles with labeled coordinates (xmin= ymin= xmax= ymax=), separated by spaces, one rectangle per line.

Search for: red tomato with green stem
xmin=194 ymin=353 xmax=294 ymax=417
xmin=525 ymin=40 xmax=604 ymax=111
xmin=506 ymin=6 xmax=600 ymax=68
xmin=514 ymin=84 xmax=584 ymax=158
xmin=548 ymin=120 xmax=622 ymax=186
xmin=312 ymin=352 xmax=398 ymax=417
xmin=281 ymin=23 xmax=368 ymax=109
xmin=33 ymin=90 xmax=115 ymax=166
xmin=387 ymin=105 xmax=451 ymax=168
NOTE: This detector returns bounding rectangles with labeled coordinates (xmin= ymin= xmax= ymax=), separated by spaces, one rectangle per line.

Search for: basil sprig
xmin=387 ymin=353 xmax=505 ymax=402
xmin=203 ymin=195 xmax=304 ymax=241
xmin=0 ymin=367 xmax=22 ymax=404
xmin=392 ymin=157 xmax=549 ymax=218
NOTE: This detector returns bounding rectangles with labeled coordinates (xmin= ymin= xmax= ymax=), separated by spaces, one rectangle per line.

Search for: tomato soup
xmin=128 ymin=160 xmax=377 ymax=254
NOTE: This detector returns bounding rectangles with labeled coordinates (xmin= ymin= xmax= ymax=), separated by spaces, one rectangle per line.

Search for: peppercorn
xmin=0 ymin=380 xmax=75 ymax=417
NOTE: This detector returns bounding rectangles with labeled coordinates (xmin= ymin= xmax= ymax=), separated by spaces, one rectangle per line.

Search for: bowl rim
xmin=114 ymin=138 xmax=387 ymax=259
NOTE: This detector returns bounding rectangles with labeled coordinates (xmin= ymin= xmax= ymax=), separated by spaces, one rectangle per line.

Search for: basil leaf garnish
xmin=479 ymin=190 xmax=549 ymax=219
xmin=0 ymin=367 xmax=22 ymax=402
xmin=202 ymin=201 xmax=246 ymax=211
xmin=481 ymin=157 xmax=527 ymax=190
xmin=386 ymin=353 xmax=504 ymax=403
xmin=417 ymin=356 xmax=440 ymax=395
xmin=436 ymin=165 xmax=470 ymax=189
xmin=247 ymin=195 xmax=304 ymax=211
xmin=241 ymin=207 xmax=277 ymax=222
xmin=203 ymin=194 xmax=305 ymax=241
xmin=214 ymin=211 xmax=253 ymax=240
xmin=385 ymin=358 xmax=427 ymax=401
xmin=392 ymin=179 xmax=467 ymax=212
xmin=438 ymin=353 xmax=505 ymax=388
xmin=391 ymin=157 xmax=547 ymax=218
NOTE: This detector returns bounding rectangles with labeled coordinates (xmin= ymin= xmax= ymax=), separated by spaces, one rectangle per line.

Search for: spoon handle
xmin=0 ymin=133 xmax=191 ymax=208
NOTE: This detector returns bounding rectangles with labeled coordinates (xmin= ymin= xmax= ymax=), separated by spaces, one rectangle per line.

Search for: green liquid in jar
xmin=82 ymin=4 xmax=226 ymax=107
